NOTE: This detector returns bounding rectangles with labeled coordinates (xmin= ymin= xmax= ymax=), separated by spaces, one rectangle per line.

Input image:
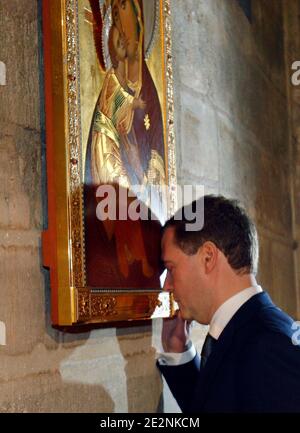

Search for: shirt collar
xmin=209 ymin=285 xmax=263 ymax=339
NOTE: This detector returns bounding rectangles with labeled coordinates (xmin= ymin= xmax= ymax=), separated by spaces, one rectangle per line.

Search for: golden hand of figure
xmin=118 ymin=123 xmax=127 ymax=135
xmin=133 ymin=96 xmax=146 ymax=110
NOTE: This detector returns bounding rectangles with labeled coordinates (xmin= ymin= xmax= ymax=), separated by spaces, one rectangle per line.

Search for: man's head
xmin=161 ymin=195 xmax=259 ymax=323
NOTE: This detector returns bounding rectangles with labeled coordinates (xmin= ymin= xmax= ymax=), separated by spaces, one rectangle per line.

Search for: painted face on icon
xmin=112 ymin=26 xmax=127 ymax=62
xmin=111 ymin=0 xmax=140 ymax=60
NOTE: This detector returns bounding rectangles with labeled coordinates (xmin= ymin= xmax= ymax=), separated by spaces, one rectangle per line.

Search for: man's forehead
xmin=162 ymin=226 xmax=175 ymax=244
xmin=162 ymin=227 xmax=177 ymax=257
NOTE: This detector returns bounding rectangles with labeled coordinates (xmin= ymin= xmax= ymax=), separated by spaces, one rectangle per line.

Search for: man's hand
xmin=162 ymin=311 xmax=191 ymax=353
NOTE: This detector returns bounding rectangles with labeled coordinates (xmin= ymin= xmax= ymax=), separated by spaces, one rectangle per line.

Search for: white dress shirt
xmin=157 ymin=285 xmax=263 ymax=366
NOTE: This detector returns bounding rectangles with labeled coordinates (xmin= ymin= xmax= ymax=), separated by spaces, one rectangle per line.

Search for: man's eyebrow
xmin=163 ymin=260 xmax=174 ymax=266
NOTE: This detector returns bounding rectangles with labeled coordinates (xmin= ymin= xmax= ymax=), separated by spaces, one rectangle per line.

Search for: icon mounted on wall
xmin=42 ymin=0 xmax=177 ymax=326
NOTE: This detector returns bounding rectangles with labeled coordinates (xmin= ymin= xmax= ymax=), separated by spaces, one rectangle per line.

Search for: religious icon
xmin=84 ymin=0 xmax=167 ymax=289
xmin=42 ymin=0 xmax=177 ymax=326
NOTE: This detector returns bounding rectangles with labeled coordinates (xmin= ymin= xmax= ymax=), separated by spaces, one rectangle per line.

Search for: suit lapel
xmin=195 ymin=292 xmax=275 ymax=411
xmin=195 ymin=319 xmax=235 ymax=410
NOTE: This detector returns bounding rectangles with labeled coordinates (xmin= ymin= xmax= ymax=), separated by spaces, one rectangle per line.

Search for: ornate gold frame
xmin=42 ymin=0 xmax=176 ymax=326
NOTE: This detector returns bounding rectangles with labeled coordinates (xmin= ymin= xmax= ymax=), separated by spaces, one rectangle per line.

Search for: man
xmin=157 ymin=195 xmax=300 ymax=412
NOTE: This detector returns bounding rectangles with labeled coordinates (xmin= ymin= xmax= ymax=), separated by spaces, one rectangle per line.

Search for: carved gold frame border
xmin=163 ymin=0 xmax=177 ymax=218
xmin=76 ymin=290 xmax=175 ymax=323
xmin=65 ymin=0 xmax=86 ymax=288
xmin=43 ymin=0 xmax=176 ymax=325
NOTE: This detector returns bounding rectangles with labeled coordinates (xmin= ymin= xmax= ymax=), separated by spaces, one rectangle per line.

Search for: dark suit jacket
xmin=157 ymin=292 xmax=300 ymax=412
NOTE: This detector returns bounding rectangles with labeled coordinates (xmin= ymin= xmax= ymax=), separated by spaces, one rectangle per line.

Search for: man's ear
xmin=198 ymin=241 xmax=218 ymax=273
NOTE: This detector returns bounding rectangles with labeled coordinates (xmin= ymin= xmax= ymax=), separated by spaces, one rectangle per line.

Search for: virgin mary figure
xmin=84 ymin=0 xmax=166 ymax=288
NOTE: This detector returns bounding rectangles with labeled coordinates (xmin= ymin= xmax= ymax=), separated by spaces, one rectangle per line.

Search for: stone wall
xmin=0 ymin=0 xmax=161 ymax=413
xmin=0 ymin=0 xmax=298 ymax=413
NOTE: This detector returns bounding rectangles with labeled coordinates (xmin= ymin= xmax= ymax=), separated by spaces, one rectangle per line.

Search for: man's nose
xmin=163 ymin=272 xmax=173 ymax=292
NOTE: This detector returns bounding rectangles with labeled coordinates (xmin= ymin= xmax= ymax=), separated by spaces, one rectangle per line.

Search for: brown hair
xmin=163 ymin=195 xmax=259 ymax=275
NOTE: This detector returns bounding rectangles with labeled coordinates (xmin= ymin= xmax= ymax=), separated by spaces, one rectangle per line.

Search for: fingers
xmin=137 ymin=97 xmax=146 ymax=110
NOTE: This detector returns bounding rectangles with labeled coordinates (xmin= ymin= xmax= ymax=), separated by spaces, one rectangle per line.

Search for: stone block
xmin=0 ymin=135 xmax=30 ymax=229
xmin=0 ymin=372 xmax=115 ymax=412
xmin=180 ymin=92 xmax=219 ymax=184
xmin=0 ymin=61 xmax=6 ymax=86
xmin=0 ymin=1 xmax=40 ymax=130
xmin=255 ymin=152 xmax=292 ymax=237
xmin=256 ymin=229 xmax=273 ymax=291
xmin=270 ymin=240 xmax=297 ymax=318
xmin=59 ymin=348 xmax=129 ymax=412
xmin=251 ymin=0 xmax=286 ymax=94
xmin=172 ymin=0 xmax=216 ymax=97
xmin=269 ymin=88 xmax=289 ymax=164
xmin=0 ymin=241 xmax=46 ymax=354
xmin=231 ymin=62 xmax=271 ymax=154
xmin=178 ymin=172 xmax=219 ymax=199
xmin=58 ymin=330 xmax=161 ymax=412
xmin=126 ymin=371 xmax=162 ymax=413
xmin=0 ymin=123 xmax=41 ymax=229
xmin=217 ymin=112 xmax=257 ymax=211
